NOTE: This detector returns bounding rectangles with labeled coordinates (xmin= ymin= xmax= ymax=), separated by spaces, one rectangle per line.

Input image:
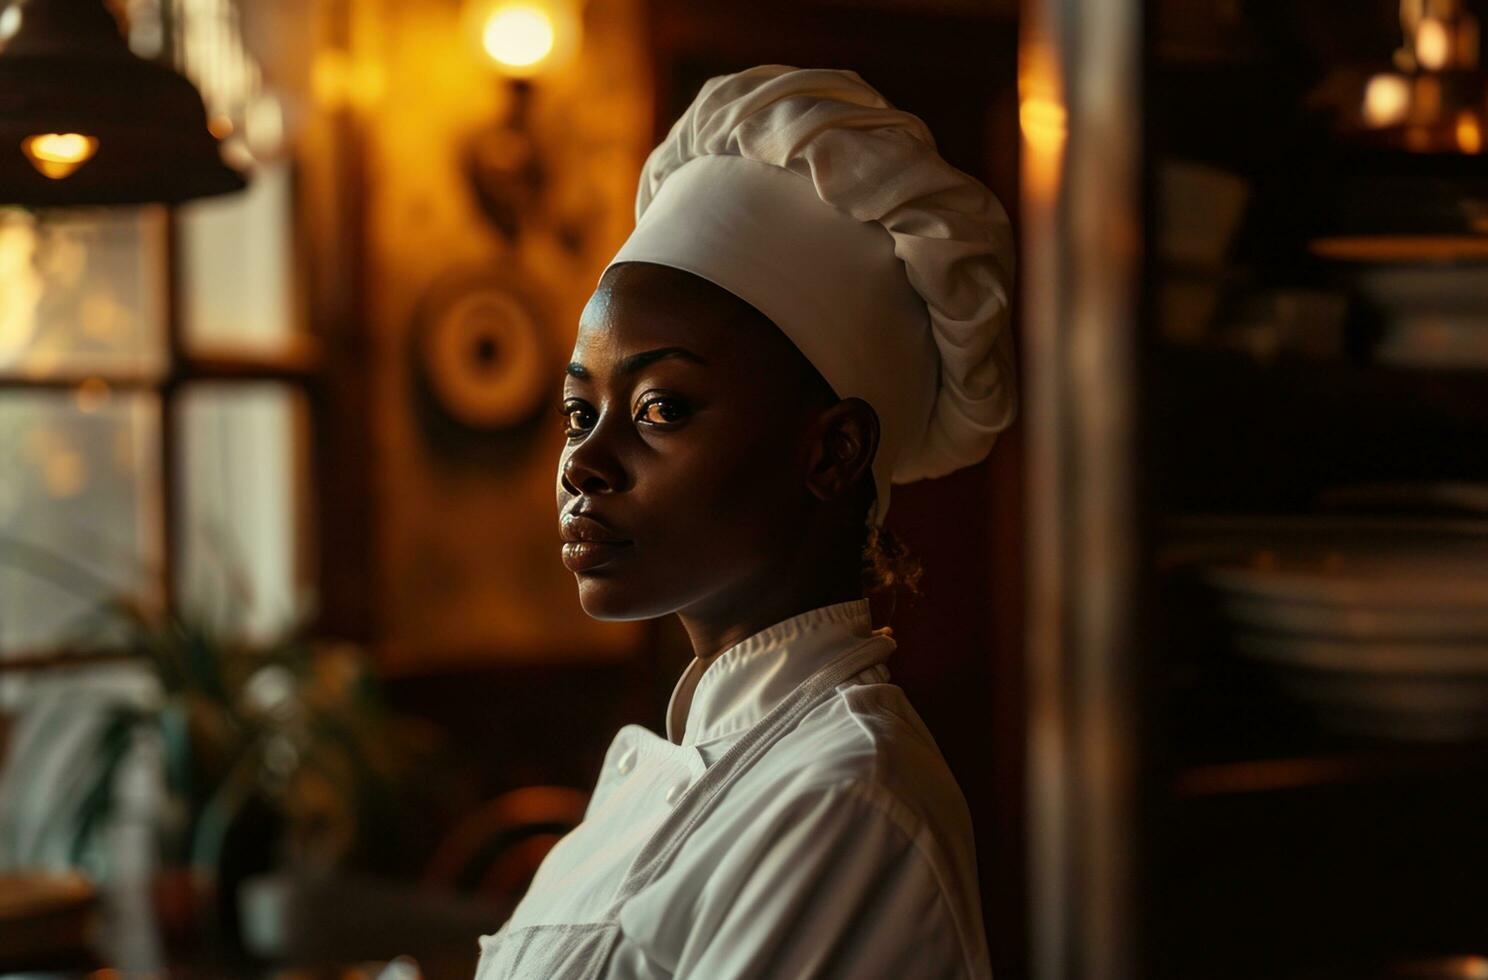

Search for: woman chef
xmin=474 ymin=65 xmax=1016 ymax=979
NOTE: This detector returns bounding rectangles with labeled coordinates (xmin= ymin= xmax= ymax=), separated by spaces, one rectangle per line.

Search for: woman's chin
xmin=574 ymin=577 xmax=669 ymax=622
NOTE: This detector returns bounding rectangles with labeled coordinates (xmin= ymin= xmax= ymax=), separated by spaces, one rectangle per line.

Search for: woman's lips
xmin=559 ymin=512 xmax=632 ymax=572
xmin=561 ymin=540 xmax=631 ymax=572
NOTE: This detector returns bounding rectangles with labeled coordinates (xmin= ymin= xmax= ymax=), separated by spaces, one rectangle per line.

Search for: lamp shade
xmin=0 ymin=0 xmax=246 ymax=205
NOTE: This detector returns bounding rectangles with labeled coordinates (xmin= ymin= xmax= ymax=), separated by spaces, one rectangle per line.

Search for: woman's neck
xmin=676 ymin=554 xmax=863 ymax=663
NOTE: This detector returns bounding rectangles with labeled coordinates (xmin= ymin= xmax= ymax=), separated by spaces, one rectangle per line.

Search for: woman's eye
xmin=635 ymin=397 xmax=689 ymax=426
xmin=562 ymin=402 xmax=596 ymax=436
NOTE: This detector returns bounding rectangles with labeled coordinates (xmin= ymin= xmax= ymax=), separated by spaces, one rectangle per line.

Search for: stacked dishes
xmin=1171 ymin=516 xmax=1488 ymax=741
xmin=1350 ymin=262 xmax=1488 ymax=369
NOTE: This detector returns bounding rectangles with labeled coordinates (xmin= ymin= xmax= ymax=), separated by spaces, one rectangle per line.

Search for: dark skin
xmin=557 ymin=261 xmax=880 ymax=663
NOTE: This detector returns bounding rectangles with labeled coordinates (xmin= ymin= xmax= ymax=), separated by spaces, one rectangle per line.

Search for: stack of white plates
xmin=1350 ymin=263 xmax=1488 ymax=369
xmin=1170 ymin=516 xmax=1488 ymax=741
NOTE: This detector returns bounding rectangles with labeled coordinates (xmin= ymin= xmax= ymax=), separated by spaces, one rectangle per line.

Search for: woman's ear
xmin=805 ymin=397 xmax=880 ymax=503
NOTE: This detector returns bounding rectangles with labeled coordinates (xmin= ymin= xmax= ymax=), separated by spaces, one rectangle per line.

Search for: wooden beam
xmin=1021 ymin=0 xmax=1146 ymax=976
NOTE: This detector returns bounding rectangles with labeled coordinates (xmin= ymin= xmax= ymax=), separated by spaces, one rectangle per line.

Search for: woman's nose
xmin=560 ymin=430 xmax=627 ymax=496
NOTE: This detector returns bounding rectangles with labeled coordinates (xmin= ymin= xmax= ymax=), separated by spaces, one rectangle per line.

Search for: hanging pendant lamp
xmin=0 ymin=0 xmax=246 ymax=206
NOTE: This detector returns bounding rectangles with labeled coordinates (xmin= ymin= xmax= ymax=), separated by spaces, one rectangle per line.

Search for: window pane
xmin=178 ymin=162 xmax=296 ymax=352
xmin=0 ymin=392 xmax=163 ymax=655
xmin=177 ymin=383 xmax=310 ymax=641
xmin=0 ymin=208 xmax=167 ymax=380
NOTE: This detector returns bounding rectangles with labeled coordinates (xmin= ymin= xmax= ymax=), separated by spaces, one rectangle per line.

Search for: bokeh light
xmin=22 ymin=133 xmax=100 ymax=180
xmin=482 ymin=3 xmax=557 ymax=72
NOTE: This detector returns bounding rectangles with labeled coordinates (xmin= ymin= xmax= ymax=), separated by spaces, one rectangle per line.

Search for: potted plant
xmin=0 ymin=540 xmax=453 ymax=964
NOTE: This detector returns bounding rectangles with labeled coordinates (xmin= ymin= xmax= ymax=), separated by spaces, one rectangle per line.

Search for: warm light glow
xmin=1362 ymin=73 xmax=1411 ymax=127
xmin=0 ymin=211 xmax=40 ymax=368
xmin=1020 ymin=97 xmax=1068 ymax=153
xmin=0 ymin=4 xmax=22 ymax=44
xmin=1415 ymin=17 xmax=1451 ymax=70
xmin=311 ymin=51 xmax=385 ymax=110
xmin=1019 ymin=38 xmax=1066 ymax=205
xmin=1457 ymin=110 xmax=1483 ymax=153
xmin=27 ymin=134 xmax=95 ymax=164
xmin=43 ymin=446 xmax=87 ymax=499
xmin=73 ymin=378 xmax=111 ymax=414
xmin=482 ymin=4 xmax=556 ymax=71
xmin=312 ymin=52 xmax=350 ymax=106
xmin=208 ymin=115 xmax=234 ymax=139
xmin=465 ymin=0 xmax=579 ymax=79
xmin=22 ymin=133 xmax=100 ymax=179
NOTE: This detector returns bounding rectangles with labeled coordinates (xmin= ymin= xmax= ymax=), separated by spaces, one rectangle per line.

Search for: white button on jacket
xmin=474 ymin=599 xmax=993 ymax=979
xmin=616 ymin=747 xmax=636 ymax=776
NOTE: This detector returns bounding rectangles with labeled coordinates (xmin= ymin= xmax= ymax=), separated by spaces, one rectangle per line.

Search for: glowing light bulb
xmin=482 ymin=3 xmax=556 ymax=71
xmin=1458 ymin=110 xmax=1483 ymax=154
xmin=0 ymin=4 xmax=22 ymax=44
xmin=1362 ymin=74 xmax=1410 ymax=128
xmin=1415 ymin=17 xmax=1451 ymax=71
xmin=22 ymin=133 xmax=100 ymax=179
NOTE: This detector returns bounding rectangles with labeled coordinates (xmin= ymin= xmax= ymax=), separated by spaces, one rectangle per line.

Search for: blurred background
xmin=0 ymin=0 xmax=1485 ymax=978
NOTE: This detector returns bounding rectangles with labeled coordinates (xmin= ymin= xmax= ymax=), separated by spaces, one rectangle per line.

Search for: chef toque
xmin=604 ymin=65 xmax=1017 ymax=524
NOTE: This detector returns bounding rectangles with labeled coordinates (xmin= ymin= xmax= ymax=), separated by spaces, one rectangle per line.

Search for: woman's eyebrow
xmin=566 ymin=346 xmax=707 ymax=381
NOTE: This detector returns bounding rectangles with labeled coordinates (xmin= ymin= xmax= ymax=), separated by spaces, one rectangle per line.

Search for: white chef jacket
xmin=474 ymin=599 xmax=993 ymax=979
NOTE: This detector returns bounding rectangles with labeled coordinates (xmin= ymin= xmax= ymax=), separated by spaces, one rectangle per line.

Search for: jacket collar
xmin=665 ymin=598 xmax=894 ymax=746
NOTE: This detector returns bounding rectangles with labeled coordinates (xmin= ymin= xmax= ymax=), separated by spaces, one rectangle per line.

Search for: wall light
xmin=469 ymin=0 xmax=580 ymax=80
xmin=461 ymin=0 xmax=583 ymax=241
xmin=483 ymin=4 xmax=554 ymax=72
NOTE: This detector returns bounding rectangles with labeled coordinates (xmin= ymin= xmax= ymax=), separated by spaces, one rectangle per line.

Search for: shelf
xmin=1151 ymin=340 xmax=1488 ymax=400
xmin=1145 ymin=342 xmax=1488 ymax=514
xmin=1147 ymin=550 xmax=1488 ymax=797
xmin=1154 ymin=759 xmax=1488 ymax=980
xmin=1174 ymin=743 xmax=1488 ymax=797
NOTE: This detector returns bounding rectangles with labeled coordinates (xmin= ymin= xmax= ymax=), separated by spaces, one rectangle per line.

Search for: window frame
xmin=0 ymin=204 xmax=324 ymax=672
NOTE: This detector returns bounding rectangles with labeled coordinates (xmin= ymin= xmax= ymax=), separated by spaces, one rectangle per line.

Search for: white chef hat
xmin=603 ymin=65 xmax=1017 ymax=524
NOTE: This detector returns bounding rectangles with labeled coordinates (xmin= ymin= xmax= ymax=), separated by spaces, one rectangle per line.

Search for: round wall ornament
xmin=414 ymin=273 xmax=551 ymax=431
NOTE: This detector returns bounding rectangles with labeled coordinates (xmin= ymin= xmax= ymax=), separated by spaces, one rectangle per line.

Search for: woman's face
xmin=557 ymin=262 xmax=835 ymax=621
